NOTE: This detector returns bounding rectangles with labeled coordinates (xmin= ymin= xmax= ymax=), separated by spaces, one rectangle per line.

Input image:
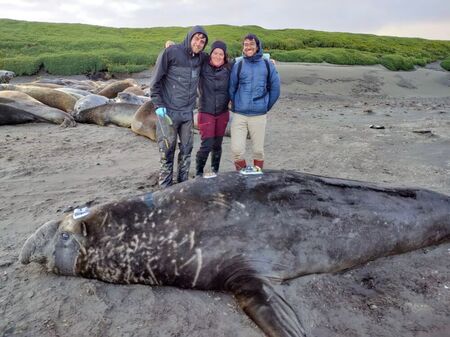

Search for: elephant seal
xmin=0 ymin=70 xmax=15 ymax=83
xmin=33 ymin=78 xmax=100 ymax=91
xmin=73 ymin=102 xmax=138 ymax=127
xmin=0 ymin=84 xmax=77 ymax=112
xmin=20 ymin=170 xmax=450 ymax=337
xmin=55 ymin=87 xmax=91 ymax=100
xmin=96 ymin=79 xmax=139 ymax=98
xmin=74 ymin=94 xmax=111 ymax=113
xmin=0 ymin=91 xmax=75 ymax=127
xmin=123 ymin=85 xmax=145 ymax=96
xmin=115 ymin=91 xmax=150 ymax=105
xmin=131 ymin=100 xmax=157 ymax=140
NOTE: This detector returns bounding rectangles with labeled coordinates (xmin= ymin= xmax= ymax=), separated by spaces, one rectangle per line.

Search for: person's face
xmin=191 ymin=33 xmax=207 ymax=54
xmin=210 ymin=48 xmax=225 ymax=67
xmin=243 ymin=39 xmax=258 ymax=57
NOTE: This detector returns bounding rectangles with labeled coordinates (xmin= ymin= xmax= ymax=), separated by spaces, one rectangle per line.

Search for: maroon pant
xmin=196 ymin=111 xmax=230 ymax=175
xmin=197 ymin=111 xmax=230 ymax=139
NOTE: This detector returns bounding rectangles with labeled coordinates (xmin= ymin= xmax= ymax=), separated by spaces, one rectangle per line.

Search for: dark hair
xmin=243 ymin=34 xmax=260 ymax=47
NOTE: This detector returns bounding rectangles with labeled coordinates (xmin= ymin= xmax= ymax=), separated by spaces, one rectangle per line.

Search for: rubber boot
xmin=234 ymin=159 xmax=247 ymax=171
xmin=196 ymin=154 xmax=208 ymax=177
xmin=254 ymin=160 xmax=264 ymax=170
xmin=211 ymin=151 xmax=222 ymax=173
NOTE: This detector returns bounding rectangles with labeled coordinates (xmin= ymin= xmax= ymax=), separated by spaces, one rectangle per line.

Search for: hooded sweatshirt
xmin=228 ymin=37 xmax=280 ymax=116
xmin=150 ymin=26 xmax=208 ymax=122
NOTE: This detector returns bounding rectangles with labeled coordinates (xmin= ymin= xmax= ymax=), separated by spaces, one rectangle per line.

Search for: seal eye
xmin=61 ymin=232 xmax=70 ymax=241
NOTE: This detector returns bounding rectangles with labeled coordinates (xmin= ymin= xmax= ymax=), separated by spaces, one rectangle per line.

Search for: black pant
xmin=195 ymin=136 xmax=224 ymax=176
xmin=156 ymin=118 xmax=193 ymax=188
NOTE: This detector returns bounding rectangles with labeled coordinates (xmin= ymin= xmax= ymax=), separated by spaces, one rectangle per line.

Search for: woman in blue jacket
xmin=228 ymin=34 xmax=280 ymax=171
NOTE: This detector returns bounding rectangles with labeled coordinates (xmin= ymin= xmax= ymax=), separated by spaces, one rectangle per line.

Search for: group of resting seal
xmin=0 ymin=76 xmax=233 ymax=140
xmin=20 ymin=170 xmax=450 ymax=337
xmin=0 ymin=78 xmax=162 ymax=140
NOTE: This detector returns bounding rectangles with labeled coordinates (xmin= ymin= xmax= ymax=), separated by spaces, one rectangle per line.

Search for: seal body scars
xmin=20 ymin=170 xmax=450 ymax=337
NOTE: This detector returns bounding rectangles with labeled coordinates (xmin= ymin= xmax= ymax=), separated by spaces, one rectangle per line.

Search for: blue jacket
xmin=229 ymin=40 xmax=280 ymax=116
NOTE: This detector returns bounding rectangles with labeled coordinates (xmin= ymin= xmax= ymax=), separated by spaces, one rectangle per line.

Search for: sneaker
xmin=203 ymin=172 xmax=217 ymax=179
xmin=239 ymin=165 xmax=263 ymax=175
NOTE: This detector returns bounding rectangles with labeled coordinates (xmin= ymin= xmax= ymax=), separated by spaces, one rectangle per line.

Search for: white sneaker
xmin=203 ymin=172 xmax=217 ymax=179
xmin=240 ymin=166 xmax=263 ymax=175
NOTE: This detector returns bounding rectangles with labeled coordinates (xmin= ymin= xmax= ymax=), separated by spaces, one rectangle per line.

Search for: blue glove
xmin=155 ymin=107 xmax=167 ymax=118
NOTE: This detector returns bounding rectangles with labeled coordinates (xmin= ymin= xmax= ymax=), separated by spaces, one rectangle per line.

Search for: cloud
xmin=376 ymin=20 xmax=450 ymax=40
xmin=0 ymin=0 xmax=449 ymax=40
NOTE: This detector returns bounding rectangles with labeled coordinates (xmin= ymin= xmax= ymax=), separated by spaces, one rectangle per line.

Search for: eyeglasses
xmin=243 ymin=42 xmax=257 ymax=48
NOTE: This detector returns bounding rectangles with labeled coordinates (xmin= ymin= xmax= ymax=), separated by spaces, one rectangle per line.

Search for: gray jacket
xmin=150 ymin=26 xmax=208 ymax=122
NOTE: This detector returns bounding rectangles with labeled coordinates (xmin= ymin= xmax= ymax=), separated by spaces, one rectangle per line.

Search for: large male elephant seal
xmin=0 ymin=91 xmax=75 ymax=127
xmin=20 ymin=170 xmax=450 ymax=337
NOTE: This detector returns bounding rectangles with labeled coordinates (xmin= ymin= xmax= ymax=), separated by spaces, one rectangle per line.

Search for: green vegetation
xmin=1 ymin=19 xmax=449 ymax=75
xmin=441 ymin=56 xmax=450 ymax=71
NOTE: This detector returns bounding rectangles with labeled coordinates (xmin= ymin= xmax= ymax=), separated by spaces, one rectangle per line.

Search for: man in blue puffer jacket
xmin=229 ymin=34 xmax=280 ymax=171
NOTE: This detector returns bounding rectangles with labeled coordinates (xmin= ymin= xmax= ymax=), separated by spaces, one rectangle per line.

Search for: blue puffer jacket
xmin=229 ymin=40 xmax=280 ymax=116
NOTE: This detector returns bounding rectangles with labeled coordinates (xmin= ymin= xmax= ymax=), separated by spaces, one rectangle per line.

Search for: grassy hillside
xmin=1 ymin=19 xmax=449 ymax=76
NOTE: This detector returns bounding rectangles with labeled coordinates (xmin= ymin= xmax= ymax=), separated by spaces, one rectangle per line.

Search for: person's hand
xmin=155 ymin=107 xmax=167 ymax=117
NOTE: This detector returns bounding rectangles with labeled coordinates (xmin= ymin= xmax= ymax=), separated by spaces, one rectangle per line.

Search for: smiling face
xmin=210 ymin=48 xmax=225 ymax=67
xmin=243 ymin=38 xmax=258 ymax=57
xmin=190 ymin=33 xmax=207 ymax=54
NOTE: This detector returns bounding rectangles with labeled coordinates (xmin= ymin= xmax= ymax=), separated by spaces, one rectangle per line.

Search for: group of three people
xmin=150 ymin=26 xmax=281 ymax=188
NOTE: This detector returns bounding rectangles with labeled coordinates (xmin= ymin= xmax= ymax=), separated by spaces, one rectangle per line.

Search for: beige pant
xmin=231 ymin=113 xmax=267 ymax=161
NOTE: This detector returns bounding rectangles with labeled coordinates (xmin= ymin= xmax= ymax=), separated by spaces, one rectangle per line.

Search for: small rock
xmin=412 ymin=130 xmax=432 ymax=134
xmin=369 ymin=125 xmax=385 ymax=129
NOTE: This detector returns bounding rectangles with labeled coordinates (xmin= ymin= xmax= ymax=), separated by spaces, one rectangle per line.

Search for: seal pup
xmin=20 ymin=170 xmax=450 ymax=337
xmin=0 ymin=91 xmax=75 ymax=127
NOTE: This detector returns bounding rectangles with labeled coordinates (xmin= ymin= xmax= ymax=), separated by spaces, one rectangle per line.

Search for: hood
xmin=244 ymin=36 xmax=263 ymax=62
xmin=182 ymin=25 xmax=208 ymax=54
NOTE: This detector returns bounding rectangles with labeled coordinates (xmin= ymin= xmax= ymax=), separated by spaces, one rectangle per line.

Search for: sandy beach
xmin=1 ymin=62 xmax=449 ymax=337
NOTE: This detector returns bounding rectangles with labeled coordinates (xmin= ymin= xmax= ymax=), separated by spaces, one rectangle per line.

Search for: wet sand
xmin=1 ymin=62 xmax=449 ymax=337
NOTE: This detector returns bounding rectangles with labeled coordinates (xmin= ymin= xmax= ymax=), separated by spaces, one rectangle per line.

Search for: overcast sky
xmin=1 ymin=0 xmax=449 ymax=40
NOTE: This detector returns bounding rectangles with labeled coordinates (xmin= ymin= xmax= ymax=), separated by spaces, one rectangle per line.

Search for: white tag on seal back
xmin=73 ymin=207 xmax=90 ymax=219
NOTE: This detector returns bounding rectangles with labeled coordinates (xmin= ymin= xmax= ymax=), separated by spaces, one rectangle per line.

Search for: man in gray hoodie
xmin=150 ymin=26 xmax=208 ymax=188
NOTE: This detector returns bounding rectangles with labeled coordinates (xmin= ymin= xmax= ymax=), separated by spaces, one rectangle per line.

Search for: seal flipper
xmin=227 ymin=275 xmax=306 ymax=337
